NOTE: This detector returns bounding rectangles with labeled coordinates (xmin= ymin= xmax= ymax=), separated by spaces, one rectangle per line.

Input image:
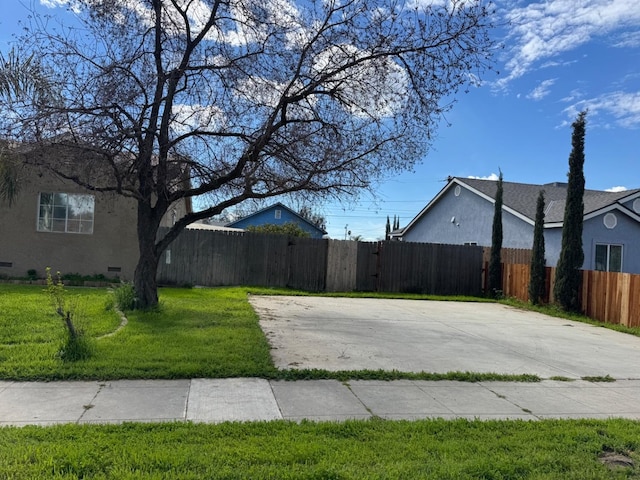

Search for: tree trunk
xmin=133 ymin=204 xmax=161 ymax=308
xmin=134 ymin=247 xmax=159 ymax=308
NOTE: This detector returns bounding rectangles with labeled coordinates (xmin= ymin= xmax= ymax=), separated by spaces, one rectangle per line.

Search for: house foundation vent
xmin=0 ymin=262 xmax=13 ymax=268
xmin=107 ymin=267 xmax=122 ymax=273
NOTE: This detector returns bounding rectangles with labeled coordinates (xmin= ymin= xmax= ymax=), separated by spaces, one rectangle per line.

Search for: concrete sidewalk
xmin=2 ymin=378 xmax=640 ymax=426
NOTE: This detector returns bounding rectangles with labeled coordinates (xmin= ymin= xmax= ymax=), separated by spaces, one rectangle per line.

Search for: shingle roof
xmin=458 ymin=177 xmax=640 ymax=224
xmin=226 ymin=202 xmax=328 ymax=234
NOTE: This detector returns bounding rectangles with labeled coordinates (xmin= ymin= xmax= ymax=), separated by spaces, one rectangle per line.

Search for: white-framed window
xmin=594 ymin=243 xmax=622 ymax=272
xmin=274 ymin=209 xmax=282 ymax=219
xmin=37 ymin=192 xmax=95 ymax=234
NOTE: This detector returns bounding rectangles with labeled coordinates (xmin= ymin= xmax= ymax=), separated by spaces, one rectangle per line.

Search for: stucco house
xmin=391 ymin=177 xmax=640 ymax=274
xmin=226 ymin=202 xmax=327 ymax=239
xmin=0 ymin=143 xmax=189 ymax=280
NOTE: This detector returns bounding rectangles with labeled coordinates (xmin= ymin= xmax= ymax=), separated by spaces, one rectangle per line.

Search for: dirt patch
xmin=598 ymin=451 xmax=635 ymax=470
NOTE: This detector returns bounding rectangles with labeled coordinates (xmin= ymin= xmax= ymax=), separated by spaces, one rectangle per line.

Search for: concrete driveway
xmin=250 ymin=296 xmax=640 ymax=379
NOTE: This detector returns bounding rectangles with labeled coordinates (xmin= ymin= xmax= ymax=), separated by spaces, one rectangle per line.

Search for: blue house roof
xmin=226 ymin=202 xmax=327 ymax=238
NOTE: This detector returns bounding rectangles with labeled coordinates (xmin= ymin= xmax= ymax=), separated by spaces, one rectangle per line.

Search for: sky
xmin=1 ymin=0 xmax=639 ymax=240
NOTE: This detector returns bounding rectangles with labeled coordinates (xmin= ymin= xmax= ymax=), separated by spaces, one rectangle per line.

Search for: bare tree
xmin=297 ymin=205 xmax=326 ymax=231
xmin=2 ymin=0 xmax=496 ymax=307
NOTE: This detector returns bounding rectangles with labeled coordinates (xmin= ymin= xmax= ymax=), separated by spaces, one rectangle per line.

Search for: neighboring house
xmin=225 ymin=202 xmax=327 ymax=239
xmin=390 ymin=177 xmax=640 ymax=274
xmin=0 ymin=144 xmax=189 ymax=280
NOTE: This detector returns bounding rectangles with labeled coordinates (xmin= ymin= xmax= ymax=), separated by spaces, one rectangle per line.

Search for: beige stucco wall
xmin=0 ymin=166 xmax=140 ymax=280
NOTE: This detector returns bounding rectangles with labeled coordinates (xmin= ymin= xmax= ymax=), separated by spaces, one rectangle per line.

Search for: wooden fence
xmin=376 ymin=241 xmax=482 ymax=295
xmin=482 ymin=246 xmax=532 ymax=265
xmin=158 ymin=228 xmax=639 ymax=326
xmin=501 ymin=263 xmax=640 ymax=327
xmin=158 ymin=228 xmax=327 ymax=291
xmin=581 ymin=270 xmax=640 ymax=328
xmin=157 ymin=228 xmax=483 ymax=295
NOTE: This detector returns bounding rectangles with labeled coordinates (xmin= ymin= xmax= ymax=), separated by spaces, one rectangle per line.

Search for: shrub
xmin=246 ymin=222 xmax=311 ymax=237
xmin=113 ymin=281 xmax=138 ymax=311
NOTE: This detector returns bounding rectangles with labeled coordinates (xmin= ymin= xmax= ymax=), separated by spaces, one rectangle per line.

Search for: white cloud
xmin=605 ymin=186 xmax=628 ymax=192
xmin=498 ymin=0 xmax=640 ymax=87
xmin=234 ymin=77 xmax=317 ymax=118
xmin=40 ymin=0 xmax=82 ymax=13
xmin=40 ymin=0 xmax=68 ymax=6
xmin=560 ymin=89 xmax=585 ymax=103
xmin=202 ymin=0 xmax=307 ymax=47
xmin=540 ymin=59 xmax=578 ymax=70
xmin=468 ymin=173 xmax=499 ymax=181
xmin=312 ymin=45 xmax=409 ymax=119
xmin=613 ymin=31 xmax=640 ymax=48
xmin=407 ymin=0 xmax=481 ymax=11
xmin=564 ymin=91 xmax=640 ymax=128
xmin=40 ymin=0 xmax=307 ymax=48
xmin=171 ymin=103 xmax=225 ymax=135
xmin=527 ymin=78 xmax=556 ymax=101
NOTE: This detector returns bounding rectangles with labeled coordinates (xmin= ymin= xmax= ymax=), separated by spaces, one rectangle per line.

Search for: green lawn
xmin=0 ymin=284 xmax=540 ymax=382
xmin=1 ymin=418 xmax=639 ymax=479
xmin=0 ymin=285 xmax=275 ymax=380
xmin=3 ymin=285 xmax=640 ymax=478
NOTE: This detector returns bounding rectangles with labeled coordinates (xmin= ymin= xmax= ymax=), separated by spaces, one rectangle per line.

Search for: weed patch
xmin=583 ymin=375 xmax=616 ymax=383
xmin=276 ymin=369 xmax=541 ymax=383
xmin=46 ymin=268 xmax=94 ymax=362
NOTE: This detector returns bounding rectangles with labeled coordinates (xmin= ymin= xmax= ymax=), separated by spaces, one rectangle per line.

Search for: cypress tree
xmin=529 ymin=190 xmax=546 ymax=305
xmin=554 ymin=111 xmax=587 ymax=311
xmin=488 ymin=170 xmax=503 ymax=297
xmin=385 ymin=216 xmax=391 ymax=239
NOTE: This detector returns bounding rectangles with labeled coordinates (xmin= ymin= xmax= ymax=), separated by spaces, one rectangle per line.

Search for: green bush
xmin=246 ymin=222 xmax=311 ymax=237
xmin=113 ymin=282 xmax=137 ymax=311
